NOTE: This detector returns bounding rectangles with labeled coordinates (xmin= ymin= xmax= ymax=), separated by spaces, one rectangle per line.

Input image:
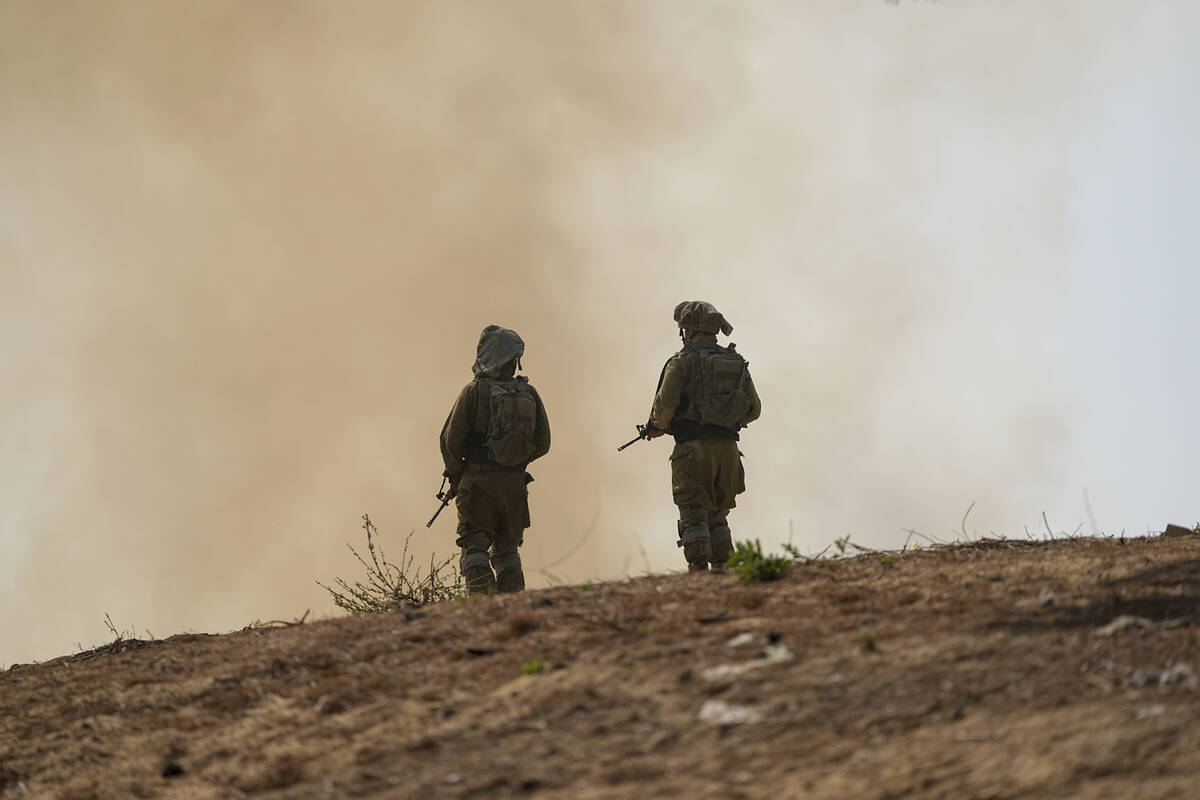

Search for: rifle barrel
xmin=426 ymin=495 xmax=451 ymax=527
xmin=616 ymin=435 xmax=642 ymax=452
xmin=617 ymin=424 xmax=650 ymax=452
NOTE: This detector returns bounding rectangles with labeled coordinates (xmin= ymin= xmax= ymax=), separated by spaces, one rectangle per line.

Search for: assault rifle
xmin=616 ymin=424 xmax=651 ymax=452
xmin=426 ymin=475 xmax=454 ymax=528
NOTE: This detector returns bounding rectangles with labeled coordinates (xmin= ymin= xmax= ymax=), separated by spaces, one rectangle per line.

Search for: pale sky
xmin=1060 ymin=3 xmax=1199 ymax=535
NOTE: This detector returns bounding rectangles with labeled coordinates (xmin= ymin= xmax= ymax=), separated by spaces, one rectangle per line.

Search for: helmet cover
xmin=673 ymin=300 xmax=733 ymax=336
xmin=472 ymin=325 xmax=525 ymax=377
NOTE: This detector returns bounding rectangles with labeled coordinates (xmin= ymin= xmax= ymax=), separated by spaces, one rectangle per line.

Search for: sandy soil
xmin=4 ymin=532 xmax=1200 ymax=799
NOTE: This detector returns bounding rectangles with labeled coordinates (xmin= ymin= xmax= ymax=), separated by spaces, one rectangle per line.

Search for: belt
xmin=465 ymin=462 xmax=525 ymax=473
xmin=671 ymin=419 xmax=740 ymax=443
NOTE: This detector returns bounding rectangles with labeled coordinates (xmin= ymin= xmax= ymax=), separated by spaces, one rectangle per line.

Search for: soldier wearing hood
xmin=439 ymin=325 xmax=551 ymax=593
xmin=644 ymin=302 xmax=761 ymax=572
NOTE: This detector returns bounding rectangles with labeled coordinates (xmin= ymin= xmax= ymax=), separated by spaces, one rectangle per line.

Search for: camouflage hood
xmin=674 ymin=300 xmax=733 ymax=336
xmin=472 ymin=325 xmax=525 ymax=378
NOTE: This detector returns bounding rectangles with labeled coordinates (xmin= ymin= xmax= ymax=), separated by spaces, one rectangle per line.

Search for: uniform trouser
xmin=454 ymin=466 xmax=530 ymax=594
xmin=669 ymin=437 xmax=745 ymax=566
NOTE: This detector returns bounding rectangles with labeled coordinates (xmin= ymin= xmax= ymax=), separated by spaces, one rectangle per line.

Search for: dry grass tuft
xmin=318 ymin=514 xmax=465 ymax=613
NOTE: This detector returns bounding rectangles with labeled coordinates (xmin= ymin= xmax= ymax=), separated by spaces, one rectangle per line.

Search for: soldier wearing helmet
xmin=643 ymin=302 xmax=761 ymax=572
xmin=439 ymin=325 xmax=551 ymax=593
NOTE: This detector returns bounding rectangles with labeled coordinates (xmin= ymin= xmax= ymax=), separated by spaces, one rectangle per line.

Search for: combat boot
xmin=492 ymin=551 xmax=525 ymax=593
xmin=464 ymin=566 xmax=496 ymax=594
xmin=461 ymin=551 xmax=496 ymax=595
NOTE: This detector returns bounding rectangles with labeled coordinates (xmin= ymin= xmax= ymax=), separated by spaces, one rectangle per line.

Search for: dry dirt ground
xmin=4 ymin=533 xmax=1200 ymax=799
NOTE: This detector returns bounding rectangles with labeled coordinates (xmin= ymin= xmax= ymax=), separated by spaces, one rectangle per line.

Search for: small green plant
xmin=318 ymin=514 xmax=464 ymax=613
xmin=876 ymin=554 xmax=895 ymax=570
xmin=521 ymin=657 xmax=547 ymax=675
xmin=834 ymin=535 xmax=851 ymax=555
xmin=859 ymin=630 xmax=879 ymax=652
xmin=727 ymin=539 xmax=794 ymax=584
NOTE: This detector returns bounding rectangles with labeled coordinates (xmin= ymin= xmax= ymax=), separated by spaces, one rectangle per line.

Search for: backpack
xmin=480 ymin=377 xmax=539 ymax=467
xmin=695 ymin=346 xmax=751 ymax=429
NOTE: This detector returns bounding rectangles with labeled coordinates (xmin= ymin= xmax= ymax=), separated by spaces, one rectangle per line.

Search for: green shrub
xmin=727 ymin=539 xmax=793 ymax=584
xmin=521 ymin=657 xmax=547 ymax=675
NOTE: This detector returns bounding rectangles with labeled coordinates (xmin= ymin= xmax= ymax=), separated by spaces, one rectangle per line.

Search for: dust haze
xmin=0 ymin=2 xmax=1132 ymax=664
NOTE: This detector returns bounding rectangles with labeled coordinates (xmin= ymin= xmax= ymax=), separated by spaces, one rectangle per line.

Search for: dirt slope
xmin=4 ymin=533 xmax=1200 ymax=799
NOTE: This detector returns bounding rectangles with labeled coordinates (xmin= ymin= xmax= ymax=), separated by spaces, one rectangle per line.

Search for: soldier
xmin=440 ymin=325 xmax=551 ymax=594
xmin=644 ymin=301 xmax=761 ymax=572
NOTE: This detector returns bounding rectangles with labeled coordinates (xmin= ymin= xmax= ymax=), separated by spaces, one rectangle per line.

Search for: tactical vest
xmin=467 ymin=376 xmax=539 ymax=467
xmin=670 ymin=343 xmax=751 ymax=440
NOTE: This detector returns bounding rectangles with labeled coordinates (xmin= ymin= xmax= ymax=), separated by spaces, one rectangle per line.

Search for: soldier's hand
xmin=446 ymin=477 xmax=460 ymax=499
xmin=644 ymin=426 xmax=666 ymax=439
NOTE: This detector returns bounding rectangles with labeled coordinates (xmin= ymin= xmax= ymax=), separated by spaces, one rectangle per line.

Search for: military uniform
xmin=440 ymin=326 xmax=551 ymax=593
xmin=647 ymin=302 xmax=760 ymax=571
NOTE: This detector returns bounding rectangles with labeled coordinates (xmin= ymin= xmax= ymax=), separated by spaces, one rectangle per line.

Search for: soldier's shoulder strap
xmin=654 ymin=351 xmax=686 ymax=392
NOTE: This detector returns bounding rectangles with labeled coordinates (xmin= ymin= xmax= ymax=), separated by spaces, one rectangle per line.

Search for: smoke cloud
xmin=0 ymin=2 xmax=1140 ymax=664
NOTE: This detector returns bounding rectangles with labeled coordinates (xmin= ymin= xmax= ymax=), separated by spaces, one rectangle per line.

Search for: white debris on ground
xmin=726 ymin=632 xmax=758 ymax=648
xmin=703 ymin=644 xmax=795 ymax=681
xmin=1095 ymin=616 xmax=1155 ymax=637
xmin=1134 ymin=704 xmax=1166 ymax=720
xmin=762 ymin=644 xmax=793 ymax=663
xmin=698 ymin=700 xmax=764 ymax=725
xmin=703 ymin=662 xmax=762 ymax=681
xmin=1128 ymin=664 xmax=1196 ymax=688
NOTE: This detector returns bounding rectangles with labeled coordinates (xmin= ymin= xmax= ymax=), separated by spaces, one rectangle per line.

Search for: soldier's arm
xmin=742 ymin=368 xmax=762 ymax=426
xmin=528 ymin=386 xmax=551 ymax=463
xmin=647 ymin=355 xmax=686 ymax=432
xmin=439 ymin=383 xmax=476 ymax=478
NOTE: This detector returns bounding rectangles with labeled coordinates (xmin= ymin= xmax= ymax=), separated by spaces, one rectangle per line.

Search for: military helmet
xmin=472 ymin=325 xmax=525 ymax=377
xmin=673 ymin=300 xmax=732 ymax=336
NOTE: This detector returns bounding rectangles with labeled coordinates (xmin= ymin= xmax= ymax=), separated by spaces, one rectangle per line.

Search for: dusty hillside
xmin=3 ymin=533 xmax=1200 ymax=799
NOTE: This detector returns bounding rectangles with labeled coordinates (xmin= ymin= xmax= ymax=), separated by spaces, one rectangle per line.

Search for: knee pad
xmin=677 ymin=520 xmax=711 ymax=564
xmin=461 ymin=550 xmax=492 ymax=572
xmin=710 ymin=523 xmax=732 ymax=563
xmin=491 ymin=550 xmax=521 ymax=574
xmin=460 ymin=550 xmax=495 ymax=593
